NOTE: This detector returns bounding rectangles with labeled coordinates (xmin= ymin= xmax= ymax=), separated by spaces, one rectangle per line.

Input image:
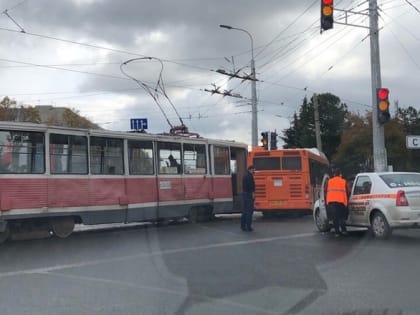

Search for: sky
xmin=0 ymin=0 xmax=419 ymax=147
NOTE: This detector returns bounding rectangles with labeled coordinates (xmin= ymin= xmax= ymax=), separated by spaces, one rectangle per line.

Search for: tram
xmin=0 ymin=122 xmax=248 ymax=242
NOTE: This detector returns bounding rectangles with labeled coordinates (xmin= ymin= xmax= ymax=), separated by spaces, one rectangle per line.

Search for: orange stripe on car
xmin=351 ymin=194 xmax=397 ymax=200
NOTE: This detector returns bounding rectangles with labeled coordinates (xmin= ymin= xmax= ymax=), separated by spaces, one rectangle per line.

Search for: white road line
xmin=0 ymin=232 xmax=315 ymax=278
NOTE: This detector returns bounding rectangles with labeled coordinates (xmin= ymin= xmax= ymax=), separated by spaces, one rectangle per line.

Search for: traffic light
xmin=377 ymin=88 xmax=390 ymax=124
xmin=270 ymin=132 xmax=277 ymax=150
xmin=261 ymin=132 xmax=268 ymax=149
xmin=321 ymin=0 xmax=334 ymax=31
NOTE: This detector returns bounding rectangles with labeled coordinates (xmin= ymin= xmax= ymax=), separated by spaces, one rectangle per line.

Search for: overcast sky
xmin=0 ymin=0 xmax=419 ymax=146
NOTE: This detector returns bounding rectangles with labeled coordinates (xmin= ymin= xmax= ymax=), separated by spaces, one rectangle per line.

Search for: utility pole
xmin=219 ymin=25 xmax=258 ymax=147
xmin=322 ymin=0 xmax=387 ymax=171
xmin=250 ymin=57 xmax=258 ymax=147
xmin=313 ymin=94 xmax=323 ymax=153
xmin=369 ymin=0 xmax=387 ymax=172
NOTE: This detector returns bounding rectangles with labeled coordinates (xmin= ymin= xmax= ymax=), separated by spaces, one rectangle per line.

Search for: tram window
xmin=157 ymin=142 xmax=181 ymax=174
xmin=214 ymin=146 xmax=230 ymax=175
xmin=90 ymin=137 xmax=124 ymax=175
xmin=128 ymin=140 xmax=154 ymax=175
xmin=0 ymin=130 xmax=45 ymax=174
xmin=50 ymin=134 xmax=88 ymax=174
xmin=183 ymin=143 xmax=206 ymax=175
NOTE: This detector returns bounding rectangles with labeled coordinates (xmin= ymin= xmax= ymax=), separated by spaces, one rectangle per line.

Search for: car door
xmin=348 ymin=175 xmax=372 ymax=226
xmin=319 ymin=173 xmax=330 ymax=222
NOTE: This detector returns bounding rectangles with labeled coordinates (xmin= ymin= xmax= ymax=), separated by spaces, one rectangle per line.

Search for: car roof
xmin=356 ymin=172 xmax=420 ymax=176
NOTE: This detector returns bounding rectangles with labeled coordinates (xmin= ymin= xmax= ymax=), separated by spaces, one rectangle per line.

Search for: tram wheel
xmin=0 ymin=225 xmax=10 ymax=244
xmin=189 ymin=208 xmax=198 ymax=224
xmin=50 ymin=217 xmax=75 ymax=238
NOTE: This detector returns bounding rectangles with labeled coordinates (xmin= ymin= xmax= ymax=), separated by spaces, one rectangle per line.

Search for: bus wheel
xmin=0 ymin=225 xmax=10 ymax=244
xmin=315 ymin=209 xmax=330 ymax=233
xmin=50 ymin=217 xmax=75 ymax=238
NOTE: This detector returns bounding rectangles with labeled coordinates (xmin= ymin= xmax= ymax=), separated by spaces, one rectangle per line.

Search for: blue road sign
xmin=130 ymin=118 xmax=148 ymax=130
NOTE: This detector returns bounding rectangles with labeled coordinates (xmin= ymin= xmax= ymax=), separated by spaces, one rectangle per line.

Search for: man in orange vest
xmin=326 ymin=168 xmax=349 ymax=237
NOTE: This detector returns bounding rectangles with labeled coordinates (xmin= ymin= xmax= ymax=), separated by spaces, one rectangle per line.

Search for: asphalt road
xmin=1 ymin=214 xmax=420 ymax=315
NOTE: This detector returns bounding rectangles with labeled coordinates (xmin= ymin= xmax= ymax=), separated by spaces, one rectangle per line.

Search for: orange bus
xmin=248 ymin=147 xmax=329 ymax=216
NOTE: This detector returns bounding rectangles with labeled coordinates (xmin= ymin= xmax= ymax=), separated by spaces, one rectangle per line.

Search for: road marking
xmin=40 ymin=271 xmax=281 ymax=315
xmin=0 ymin=232 xmax=315 ymax=278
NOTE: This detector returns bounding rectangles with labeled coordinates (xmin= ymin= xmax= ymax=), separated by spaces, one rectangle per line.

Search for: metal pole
xmin=220 ymin=25 xmax=258 ymax=147
xmin=313 ymin=94 xmax=323 ymax=153
xmin=369 ymin=0 xmax=387 ymax=171
xmin=251 ymin=56 xmax=258 ymax=147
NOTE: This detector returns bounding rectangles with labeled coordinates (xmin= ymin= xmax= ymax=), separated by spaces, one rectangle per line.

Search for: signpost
xmin=130 ymin=118 xmax=148 ymax=131
xmin=406 ymin=135 xmax=420 ymax=149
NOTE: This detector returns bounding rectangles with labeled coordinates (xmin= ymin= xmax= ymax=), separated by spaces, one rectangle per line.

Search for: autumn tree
xmin=18 ymin=106 xmax=41 ymax=123
xmin=0 ymin=96 xmax=17 ymax=121
xmin=62 ymin=108 xmax=97 ymax=129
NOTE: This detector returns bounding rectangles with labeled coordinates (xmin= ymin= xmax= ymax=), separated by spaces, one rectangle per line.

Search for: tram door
xmin=231 ymin=146 xmax=247 ymax=212
xmin=210 ymin=145 xmax=247 ymax=214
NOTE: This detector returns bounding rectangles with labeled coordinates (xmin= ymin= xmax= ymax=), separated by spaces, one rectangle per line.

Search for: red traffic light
xmin=376 ymin=88 xmax=390 ymax=124
xmin=322 ymin=0 xmax=333 ymax=5
xmin=377 ymin=88 xmax=389 ymax=100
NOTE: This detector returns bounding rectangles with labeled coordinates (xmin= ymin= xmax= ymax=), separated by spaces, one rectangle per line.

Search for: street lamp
xmin=220 ymin=24 xmax=258 ymax=147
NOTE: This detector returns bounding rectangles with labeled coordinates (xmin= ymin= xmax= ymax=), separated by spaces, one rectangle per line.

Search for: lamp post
xmin=220 ymin=24 xmax=258 ymax=147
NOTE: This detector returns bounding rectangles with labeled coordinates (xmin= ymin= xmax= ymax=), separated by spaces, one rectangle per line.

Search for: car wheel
xmin=371 ymin=212 xmax=391 ymax=239
xmin=315 ymin=209 xmax=330 ymax=233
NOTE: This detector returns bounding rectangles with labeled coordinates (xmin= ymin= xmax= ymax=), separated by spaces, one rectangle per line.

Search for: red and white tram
xmin=0 ymin=122 xmax=248 ymax=242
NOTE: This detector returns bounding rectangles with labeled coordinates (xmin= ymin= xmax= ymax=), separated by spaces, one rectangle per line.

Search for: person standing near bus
xmin=326 ymin=168 xmax=349 ymax=237
xmin=241 ymin=165 xmax=255 ymax=231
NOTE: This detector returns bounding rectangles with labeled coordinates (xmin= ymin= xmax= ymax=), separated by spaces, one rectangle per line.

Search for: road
xmin=1 ymin=214 xmax=420 ymax=315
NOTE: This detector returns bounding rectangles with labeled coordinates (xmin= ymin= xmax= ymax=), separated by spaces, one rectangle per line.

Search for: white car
xmin=313 ymin=172 xmax=420 ymax=239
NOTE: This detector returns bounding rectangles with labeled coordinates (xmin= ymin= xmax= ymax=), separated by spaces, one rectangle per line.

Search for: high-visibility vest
xmin=326 ymin=176 xmax=348 ymax=206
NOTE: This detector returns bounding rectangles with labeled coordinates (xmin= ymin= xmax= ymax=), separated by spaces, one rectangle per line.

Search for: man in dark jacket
xmin=241 ymin=165 xmax=255 ymax=231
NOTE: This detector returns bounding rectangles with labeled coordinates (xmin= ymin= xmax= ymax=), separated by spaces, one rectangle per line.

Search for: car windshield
xmin=380 ymin=173 xmax=420 ymax=188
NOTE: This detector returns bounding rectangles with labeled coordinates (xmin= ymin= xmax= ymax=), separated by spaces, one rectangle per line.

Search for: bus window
xmin=128 ymin=140 xmax=154 ymax=175
xmin=158 ymin=142 xmax=182 ymax=174
xmin=0 ymin=130 xmax=45 ymax=174
xmin=213 ymin=146 xmax=230 ymax=175
xmin=90 ymin=137 xmax=124 ymax=175
xmin=183 ymin=143 xmax=206 ymax=175
xmin=50 ymin=134 xmax=88 ymax=174
xmin=253 ymin=157 xmax=280 ymax=170
xmin=282 ymin=156 xmax=301 ymax=170
xmin=309 ymin=158 xmax=329 ymax=186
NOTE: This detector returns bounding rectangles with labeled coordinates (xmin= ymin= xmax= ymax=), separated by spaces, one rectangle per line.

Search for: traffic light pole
xmin=369 ymin=0 xmax=387 ymax=172
xmin=313 ymin=94 xmax=323 ymax=153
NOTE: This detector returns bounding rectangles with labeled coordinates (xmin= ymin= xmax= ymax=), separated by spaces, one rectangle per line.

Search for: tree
xmin=395 ymin=106 xmax=420 ymax=171
xmin=0 ymin=96 xmax=17 ymax=121
xmin=62 ymin=108 xmax=97 ymax=129
xmin=19 ymin=106 xmax=41 ymax=123
xmin=333 ymin=108 xmax=420 ymax=175
xmin=333 ymin=112 xmax=373 ymax=176
xmin=281 ymin=93 xmax=348 ymax=160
